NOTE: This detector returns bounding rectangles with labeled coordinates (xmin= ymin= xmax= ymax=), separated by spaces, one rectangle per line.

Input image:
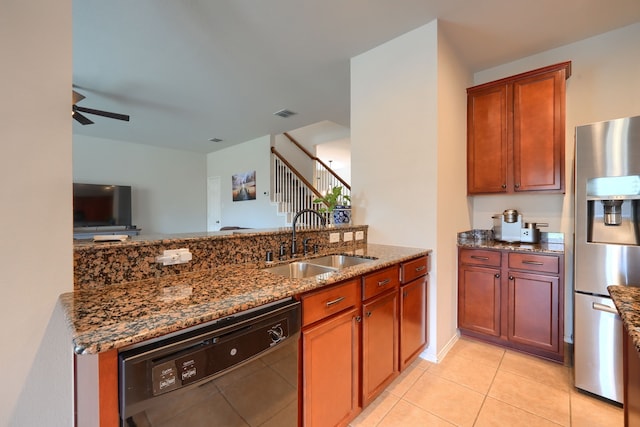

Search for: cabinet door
xmin=512 ymin=68 xmax=566 ymax=192
xmin=399 ymin=275 xmax=428 ymax=371
xmin=458 ymin=265 xmax=501 ymax=336
xmin=302 ymin=307 xmax=360 ymax=427
xmin=467 ymin=83 xmax=510 ymax=194
xmin=362 ymin=291 xmax=398 ymax=407
xmin=507 ymin=271 xmax=560 ymax=353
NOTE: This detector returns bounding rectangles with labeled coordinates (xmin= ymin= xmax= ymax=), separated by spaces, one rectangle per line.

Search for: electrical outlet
xmin=156 ymin=248 xmax=193 ymax=265
xmin=355 ymin=231 xmax=364 ymax=240
xmin=343 ymin=232 xmax=353 ymax=242
xmin=329 ymin=232 xmax=340 ymax=243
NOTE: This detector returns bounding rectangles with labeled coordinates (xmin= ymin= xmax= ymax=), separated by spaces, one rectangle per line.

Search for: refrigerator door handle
xmin=592 ymin=302 xmax=619 ymax=315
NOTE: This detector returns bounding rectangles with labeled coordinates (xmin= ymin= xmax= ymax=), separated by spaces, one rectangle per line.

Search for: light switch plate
xmin=343 ymin=232 xmax=353 ymax=242
xmin=329 ymin=232 xmax=340 ymax=243
xmin=355 ymin=231 xmax=364 ymax=240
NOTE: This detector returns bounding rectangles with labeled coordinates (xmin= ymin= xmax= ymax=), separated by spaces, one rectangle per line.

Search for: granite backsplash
xmin=74 ymin=225 xmax=368 ymax=291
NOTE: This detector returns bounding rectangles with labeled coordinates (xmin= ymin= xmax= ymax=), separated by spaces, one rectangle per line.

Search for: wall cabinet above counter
xmin=467 ymin=61 xmax=571 ymax=195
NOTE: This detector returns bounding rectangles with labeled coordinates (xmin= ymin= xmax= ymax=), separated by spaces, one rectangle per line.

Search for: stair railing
xmin=283 ymin=132 xmax=351 ymax=201
xmin=271 ymin=147 xmax=330 ymax=226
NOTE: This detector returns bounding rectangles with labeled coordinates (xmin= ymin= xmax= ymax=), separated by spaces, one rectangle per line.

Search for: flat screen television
xmin=73 ymin=183 xmax=133 ymax=228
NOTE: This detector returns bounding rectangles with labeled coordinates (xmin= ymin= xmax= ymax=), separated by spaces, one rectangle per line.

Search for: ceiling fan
xmin=72 ymin=90 xmax=130 ymax=125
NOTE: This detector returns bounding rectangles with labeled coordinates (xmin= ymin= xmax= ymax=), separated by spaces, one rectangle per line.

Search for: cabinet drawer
xmin=401 ymin=256 xmax=429 ymax=284
xmin=301 ymin=279 xmax=360 ymax=327
xmin=363 ymin=265 xmax=400 ymax=301
xmin=459 ymin=248 xmax=501 ymax=267
xmin=508 ymin=252 xmax=559 ymax=274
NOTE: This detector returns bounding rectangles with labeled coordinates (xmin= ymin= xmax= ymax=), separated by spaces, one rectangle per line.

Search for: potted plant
xmin=313 ymin=186 xmax=351 ymax=224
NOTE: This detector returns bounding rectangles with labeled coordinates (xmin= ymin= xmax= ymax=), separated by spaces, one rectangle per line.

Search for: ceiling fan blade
xmin=74 ymin=105 xmax=130 ymax=122
xmin=72 ymin=90 xmax=86 ymax=105
xmin=72 ymin=109 xmax=94 ymax=125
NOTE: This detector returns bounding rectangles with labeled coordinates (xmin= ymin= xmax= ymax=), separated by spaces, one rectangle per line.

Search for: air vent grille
xmin=273 ymin=109 xmax=297 ymax=118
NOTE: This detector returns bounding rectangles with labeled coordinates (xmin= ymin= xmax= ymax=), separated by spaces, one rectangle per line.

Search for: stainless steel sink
xmin=263 ymin=255 xmax=376 ymax=279
xmin=264 ymin=262 xmax=337 ymax=279
xmin=307 ymin=254 xmax=375 ymax=269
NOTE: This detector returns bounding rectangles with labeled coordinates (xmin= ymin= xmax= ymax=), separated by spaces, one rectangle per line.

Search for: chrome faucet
xmin=291 ymin=209 xmax=326 ymax=258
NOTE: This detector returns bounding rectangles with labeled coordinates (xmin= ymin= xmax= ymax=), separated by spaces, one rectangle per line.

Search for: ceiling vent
xmin=273 ymin=109 xmax=297 ymax=118
xmin=208 ymin=138 xmax=223 ymax=143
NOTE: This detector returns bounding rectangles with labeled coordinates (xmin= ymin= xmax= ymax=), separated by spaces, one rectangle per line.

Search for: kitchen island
xmin=608 ymin=285 xmax=640 ymax=426
xmin=63 ymin=227 xmax=431 ymax=426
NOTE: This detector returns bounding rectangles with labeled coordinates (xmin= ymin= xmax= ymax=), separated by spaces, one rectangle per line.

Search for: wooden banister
xmin=283 ymin=132 xmax=351 ymax=190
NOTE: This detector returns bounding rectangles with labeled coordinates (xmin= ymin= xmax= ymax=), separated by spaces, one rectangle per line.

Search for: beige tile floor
xmin=350 ymin=337 xmax=624 ymax=427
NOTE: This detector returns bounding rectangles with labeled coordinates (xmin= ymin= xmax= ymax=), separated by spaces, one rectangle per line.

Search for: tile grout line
xmin=470 ymin=349 xmax=505 ymax=426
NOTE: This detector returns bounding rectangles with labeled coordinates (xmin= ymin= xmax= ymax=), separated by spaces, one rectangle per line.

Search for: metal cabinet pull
xmin=522 ymin=260 xmax=544 ymax=265
xmin=501 ymin=184 xmax=507 ymax=189
xmin=403 ymin=291 xmax=408 ymax=298
xmin=355 ymin=316 xmax=362 ymax=322
xmin=592 ymin=302 xmax=619 ymax=315
xmin=494 ymin=273 xmax=501 ymax=279
xmin=326 ymin=296 xmax=345 ymax=307
xmin=515 ymin=183 xmax=520 ymax=188
xmin=366 ymin=311 xmax=372 ymax=317
xmin=508 ymin=275 xmax=514 ymax=280
xmin=415 ymin=265 xmax=426 ymax=272
xmin=377 ymin=278 xmax=391 ymax=287
xmin=471 ymin=255 xmax=489 ymax=261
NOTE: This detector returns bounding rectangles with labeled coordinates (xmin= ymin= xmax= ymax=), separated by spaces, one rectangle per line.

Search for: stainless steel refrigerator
xmin=574 ymin=115 xmax=640 ymax=403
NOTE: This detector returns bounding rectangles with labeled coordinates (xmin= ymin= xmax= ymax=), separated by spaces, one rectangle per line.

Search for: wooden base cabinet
xmin=624 ymin=325 xmax=640 ymax=426
xmin=301 ymin=279 xmax=361 ymax=427
xmin=361 ymin=266 xmax=400 ymax=407
xmin=302 ymin=307 xmax=360 ymax=427
xmin=399 ymin=256 xmax=429 ymax=370
xmin=362 ymin=290 xmax=398 ymax=406
xmin=458 ymin=247 xmax=564 ymax=362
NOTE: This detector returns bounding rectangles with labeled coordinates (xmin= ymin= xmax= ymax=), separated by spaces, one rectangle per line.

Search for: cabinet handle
xmin=366 ymin=311 xmax=372 ymax=317
xmin=501 ymin=184 xmax=507 ymax=189
xmin=509 ymin=275 xmax=514 ymax=280
xmin=522 ymin=260 xmax=544 ymax=266
xmin=471 ymin=255 xmax=489 ymax=261
xmin=403 ymin=291 xmax=408 ymax=297
xmin=377 ymin=278 xmax=391 ymax=287
xmin=326 ymin=296 xmax=345 ymax=307
xmin=495 ymin=273 xmax=501 ymax=279
xmin=415 ymin=265 xmax=426 ymax=272
xmin=355 ymin=316 xmax=362 ymax=322
xmin=515 ymin=183 xmax=520 ymax=188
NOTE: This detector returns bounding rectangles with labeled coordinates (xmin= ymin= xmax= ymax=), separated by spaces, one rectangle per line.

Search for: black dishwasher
xmin=119 ymin=298 xmax=300 ymax=426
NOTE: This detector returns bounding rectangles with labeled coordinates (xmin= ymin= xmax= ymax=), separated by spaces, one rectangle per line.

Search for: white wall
xmin=470 ymin=22 xmax=640 ymax=342
xmin=435 ymin=27 xmax=474 ymax=358
xmin=74 ymin=135 xmax=208 ymax=234
xmin=0 ymin=0 xmax=73 ymax=425
xmin=351 ymin=20 xmax=471 ymax=360
xmin=207 ymin=135 xmax=287 ymax=228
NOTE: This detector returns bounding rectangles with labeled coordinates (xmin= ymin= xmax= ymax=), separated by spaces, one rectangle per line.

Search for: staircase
xmin=270 ymin=132 xmax=350 ymax=226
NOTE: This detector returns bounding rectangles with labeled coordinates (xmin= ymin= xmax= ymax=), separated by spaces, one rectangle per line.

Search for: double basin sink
xmin=264 ymin=254 xmax=376 ymax=279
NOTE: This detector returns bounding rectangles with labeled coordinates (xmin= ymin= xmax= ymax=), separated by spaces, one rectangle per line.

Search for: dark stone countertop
xmin=457 ymin=229 xmax=565 ymax=254
xmin=608 ymin=285 xmax=640 ymax=353
xmin=60 ymin=243 xmax=430 ymax=355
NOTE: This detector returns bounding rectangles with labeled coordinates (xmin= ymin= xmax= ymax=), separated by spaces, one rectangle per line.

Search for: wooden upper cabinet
xmin=467 ymin=61 xmax=571 ymax=195
xmin=467 ymin=83 xmax=509 ymax=194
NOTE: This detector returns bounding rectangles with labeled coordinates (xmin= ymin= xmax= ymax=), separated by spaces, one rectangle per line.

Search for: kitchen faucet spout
xmin=291 ymin=209 xmax=326 ymax=257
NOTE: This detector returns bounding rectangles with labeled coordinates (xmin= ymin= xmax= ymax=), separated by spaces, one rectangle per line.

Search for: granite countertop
xmin=608 ymin=285 xmax=640 ymax=353
xmin=60 ymin=243 xmax=430 ymax=355
xmin=457 ymin=229 xmax=565 ymax=254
